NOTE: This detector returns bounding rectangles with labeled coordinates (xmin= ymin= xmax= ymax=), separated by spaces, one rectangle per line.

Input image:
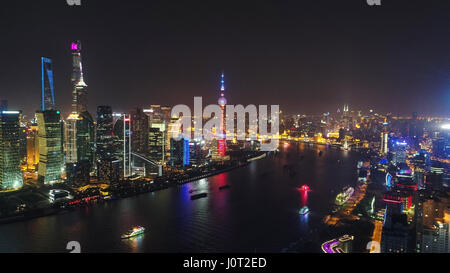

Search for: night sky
xmin=1 ymin=0 xmax=450 ymax=118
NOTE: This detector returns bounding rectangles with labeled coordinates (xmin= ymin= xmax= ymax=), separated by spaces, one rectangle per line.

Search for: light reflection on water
xmin=0 ymin=144 xmax=360 ymax=253
xmin=123 ymin=235 xmax=145 ymax=253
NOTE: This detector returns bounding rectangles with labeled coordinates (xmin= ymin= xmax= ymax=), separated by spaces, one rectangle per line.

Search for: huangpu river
xmin=0 ymin=142 xmax=361 ymax=253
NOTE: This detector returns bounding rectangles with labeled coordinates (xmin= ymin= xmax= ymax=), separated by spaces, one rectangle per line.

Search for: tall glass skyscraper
xmin=0 ymin=111 xmax=23 ymax=190
xmin=41 ymin=57 xmax=55 ymax=111
xmin=96 ymin=106 xmax=114 ymax=160
xmin=70 ymin=40 xmax=88 ymax=113
xmin=66 ymin=40 xmax=95 ymax=176
xmin=37 ymin=110 xmax=64 ymax=184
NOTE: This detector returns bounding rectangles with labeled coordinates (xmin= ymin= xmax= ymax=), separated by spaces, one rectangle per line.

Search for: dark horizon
xmin=1 ymin=0 xmax=450 ymax=118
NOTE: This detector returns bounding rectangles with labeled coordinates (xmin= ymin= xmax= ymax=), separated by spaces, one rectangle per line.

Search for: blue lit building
xmin=389 ymin=138 xmax=407 ymax=165
xmin=169 ymin=137 xmax=189 ymax=168
xmin=41 ymin=57 xmax=55 ymax=111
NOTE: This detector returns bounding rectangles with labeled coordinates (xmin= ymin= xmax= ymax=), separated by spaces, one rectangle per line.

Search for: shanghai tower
xmin=66 ymin=40 xmax=94 ymax=176
xmin=70 ymin=40 xmax=88 ymax=113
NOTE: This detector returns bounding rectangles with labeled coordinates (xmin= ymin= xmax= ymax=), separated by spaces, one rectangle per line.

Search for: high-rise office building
xmin=166 ymin=117 xmax=179 ymax=162
xmin=76 ymin=111 xmax=95 ymax=167
xmin=0 ymin=110 xmax=23 ymax=190
xmin=41 ymin=57 xmax=56 ymax=111
xmin=66 ymin=160 xmax=90 ymax=186
xmin=96 ymin=106 xmax=114 ymax=160
xmin=26 ymin=124 xmax=39 ymax=170
xmin=65 ymin=112 xmax=95 ymax=167
xmin=422 ymin=221 xmax=450 ymax=253
xmin=169 ymin=137 xmax=189 ymax=168
xmin=97 ymin=158 xmax=121 ymax=184
xmin=19 ymin=124 xmax=27 ymax=162
xmin=36 ymin=110 xmax=64 ymax=184
xmin=65 ymin=113 xmax=80 ymax=164
xmin=417 ymin=199 xmax=450 ymax=253
xmin=390 ymin=138 xmax=407 ymax=165
xmin=149 ymin=127 xmax=164 ymax=163
xmin=189 ymin=140 xmax=205 ymax=166
xmin=381 ymin=131 xmax=389 ymax=155
xmin=381 ymin=213 xmax=409 ymax=253
xmin=130 ymin=108 xmax=149 ymax=156
xmin=122 ymin=114 xmax=132 ymax=177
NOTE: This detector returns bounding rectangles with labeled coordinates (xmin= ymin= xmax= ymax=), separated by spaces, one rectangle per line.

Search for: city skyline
xmin=1 ymin=0 xmax=450 ymax=118
xmin=1 ymin=0 xmax=450 ymax=257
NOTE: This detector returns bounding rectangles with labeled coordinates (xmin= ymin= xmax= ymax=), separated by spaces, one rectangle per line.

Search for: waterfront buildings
xmin=169 ymin=137 xmax=189 ymax=168
xmin=65 ymin=40 xmax=95 ymax=182
xmin=0 ymin=111 xmax=23 ymax=190
xmin=96 ymin=106 xmax=114 ymax=160
xmin=26 ymin=124 xmax=39 ymax=170
xmin=149 ymin=127 xmax=164 ymax=163
xmin=97 ymin=157 xmax=121 ymax=184
xmin=130 ymin=108 xmax=149 ymax=156
xmin=36 ymin=110 xmax=64 ymax=184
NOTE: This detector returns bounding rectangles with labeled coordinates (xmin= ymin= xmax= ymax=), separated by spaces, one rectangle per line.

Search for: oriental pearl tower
xmin=217 ymin=72 xmax=227 ymax=157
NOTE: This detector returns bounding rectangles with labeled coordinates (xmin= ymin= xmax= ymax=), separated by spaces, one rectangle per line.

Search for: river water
xmin=0 ymin=142 xmax=360 ymax=253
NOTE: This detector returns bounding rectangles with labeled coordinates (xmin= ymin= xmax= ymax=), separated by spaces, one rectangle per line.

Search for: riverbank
xmin=0 ymin=152 xmax=267 ymax=225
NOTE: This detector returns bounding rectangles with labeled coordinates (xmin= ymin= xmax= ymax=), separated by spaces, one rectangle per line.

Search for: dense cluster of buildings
xmin=0 ymin=41 xmax=269 ymax=192
xmin=283 ymin=103 xmax=449 ymax=253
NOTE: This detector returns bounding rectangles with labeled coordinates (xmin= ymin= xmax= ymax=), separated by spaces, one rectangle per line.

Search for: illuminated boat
xmin=334 ymin=186 xmax=354 ymax=206
xmin=299 ymin=206 xmax=310 ymax=215
xmin=299 ymin=185 xmax=310 ymax=191
xmin=121 ymin=226 xmax=145 ymax=239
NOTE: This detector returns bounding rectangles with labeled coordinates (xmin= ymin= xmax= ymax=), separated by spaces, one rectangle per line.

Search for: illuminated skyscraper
xmin=65 ymin=113 xmax=80 ymax=164
xmin=381 ymin=131 xmax=389 ymax=155
xmin=41 ymin=57 xmax=55 ymax=111
xmin=76 ymin=111 xmax=95 ymax=166
xmin=169 ymin=137 xmax=189 ymax=168
xmin=66 ymin=41 xmax=95 ymax=172
xmin=26 ymin=124 xmax=39 ymax=170
xmin=123 ymin=114 xmax=132 ymax=177
xmin=36 ymin=110 xmax=64 ymax=184
xmin=217 ymin=72 xmax=227 ymax=157
xmin=70 ymin=40 xmax=86 ymax=113
xmin=130 ymin=108 xmax=149 ymax=156
xmin=0 ymin=110 xmax=23 ymax=190
xmin=96 ymin=106 xmax=114 ymax=160
xmin=149 ymin=127 xmax=164 ymax=163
